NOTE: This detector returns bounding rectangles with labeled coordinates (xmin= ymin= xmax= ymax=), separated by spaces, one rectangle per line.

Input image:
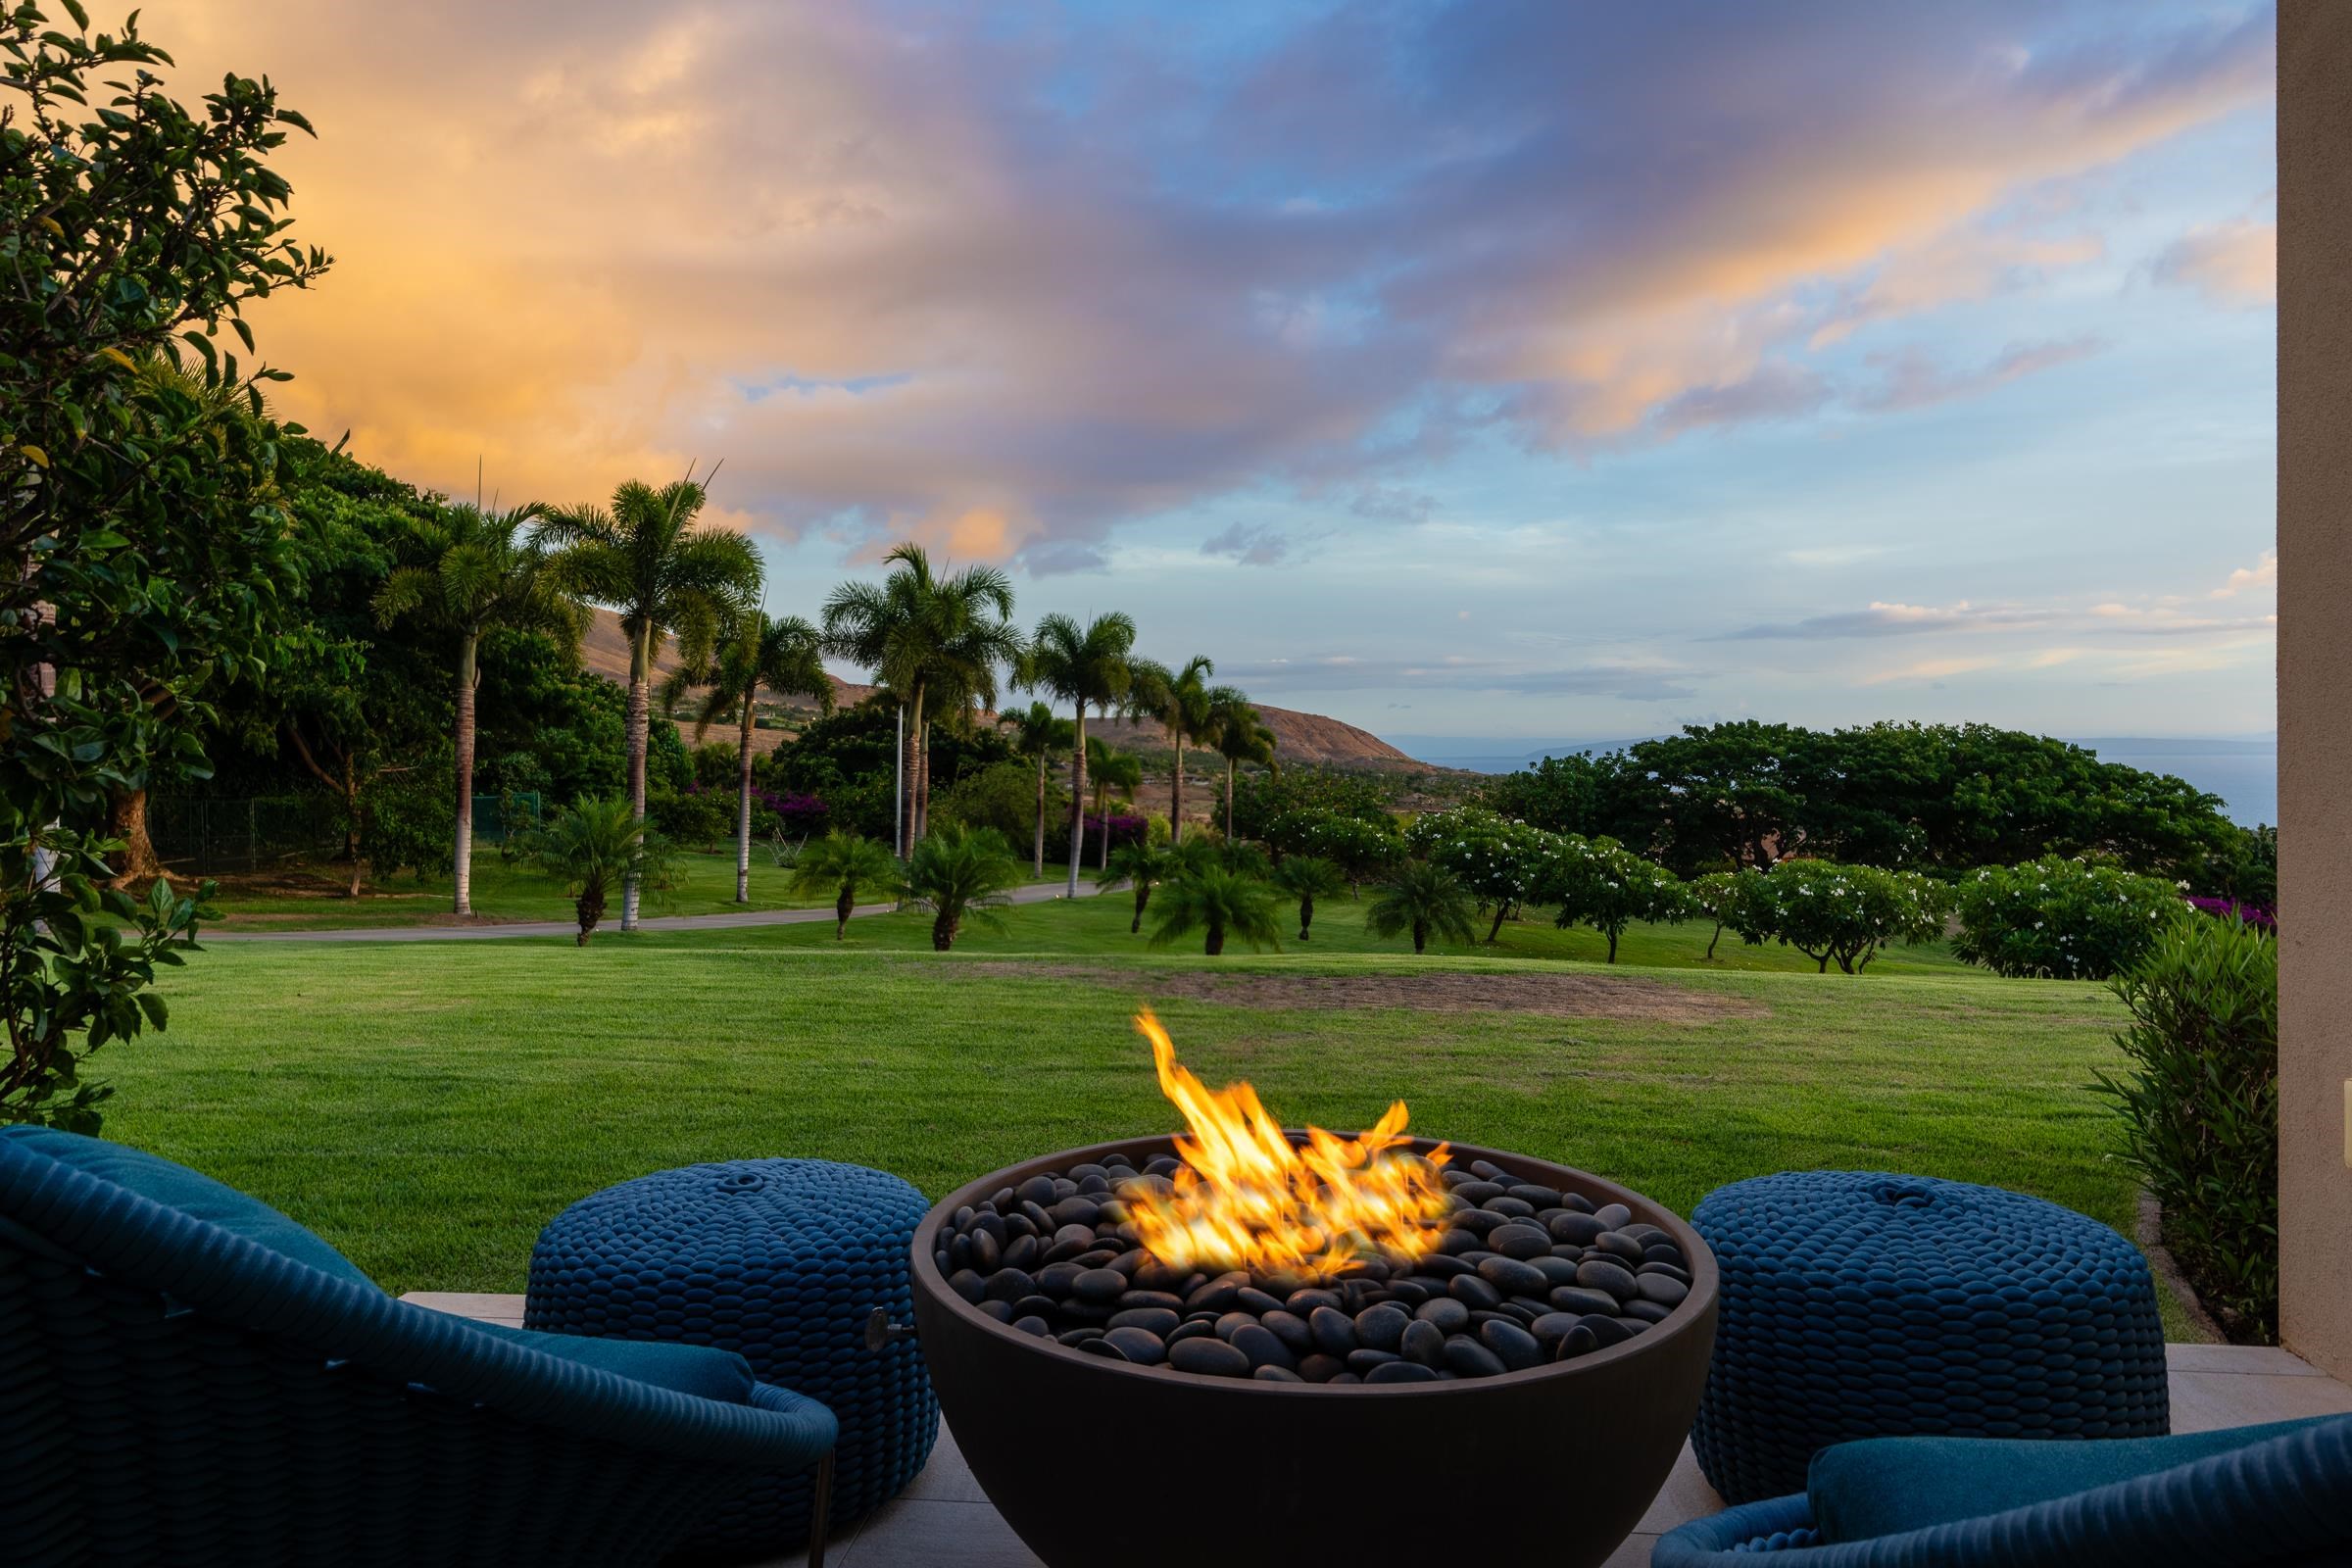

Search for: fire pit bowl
xmin=909 ymin=1135 xmax=1718 ymax=1568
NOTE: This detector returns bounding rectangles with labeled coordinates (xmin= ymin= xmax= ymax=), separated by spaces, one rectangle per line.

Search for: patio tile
xmin=2170 ymin=1366 xmax=2352 ymax=1432
xmin=1634 ymin=1441 xmax=1724 ymax=1535
xmin=830 ymin=1497 xmax=1043 ymax=1567
xmin=1602 ymin=1535 xmax=1662 ymax=1567
xmin=2165 ymin=1343 xmax=2335 ymax=1377
xmin=398 ymin=1290 xmax=526 ymax=1325
xmin=896 ymin=1425 xmax=991 ymax=1505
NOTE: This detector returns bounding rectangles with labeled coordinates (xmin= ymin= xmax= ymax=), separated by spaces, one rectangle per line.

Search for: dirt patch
xmin=943 ymin=962 xmax=1764 ymax=1024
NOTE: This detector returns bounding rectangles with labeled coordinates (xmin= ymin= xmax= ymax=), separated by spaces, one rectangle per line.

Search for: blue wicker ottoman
xmin=1690 ymin=1171 xmax=2169 ymax=1505
xmin=526 ymin=1159 xmax=939 ymax=1560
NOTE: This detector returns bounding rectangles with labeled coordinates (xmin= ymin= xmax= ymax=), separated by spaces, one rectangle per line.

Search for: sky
xmin=173 ymin=0 xmax=2277 ymax=745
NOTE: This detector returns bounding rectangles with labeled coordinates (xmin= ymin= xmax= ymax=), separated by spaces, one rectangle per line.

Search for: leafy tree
xmin=372 ymin=502 xmax=584 ymax=914
xmin=524 ymin=797 xmax=672 ymax=945
xmin=766 ymin=695 xmax=1005 ymax=841
xmin=1126 ymin=654 xmax=1216 ymax=843
xmin=1295 ymin=811 xmax=1404 ymax=895
xmin=902 ymin=824 xmax=1023 ymax=952
xmin=998 ymin=701 xmax=1073 ymax=874
xmin=542 ymin=478 xmax=761 ymax=930
xmin=666 ymin=611 xmax=832 ymax=903
xmin=1539 ymin=836 xmax=1690 ymax=963
xmin=1731 ymin=858 xmax=1952 ymax=974
xmin=1951 ymin=856 xmax=2183 ymax=980
xmin=823 ymin=543 xmax=1020 ymax=851
xmin=1366 ymin=860 xmax=1478 ymax=955
xmin=474 ymin=625 xmax=686 ymax=808
xmin=1231 ymin=763 xmax=1396 ymax=842
xmin=789 ymin=831 xmax=903 ymax=941
xmin=1205 ymin=686 xmax=1277 ymax=841
xmin=1023 ymin=612 xmax=1136 ymax=897
xmin=1097 ymin=840 xmax=1175 ymax=934
xmin=1406 ymin=807 xmax=1565 ymax=942
xmin=1688 ymin=870 xmax=1772 ymax=960
xmin=1269 ymin=854 xmax=1346 ymax=941
xmin=1478 ymin=752 xmax=1627 ymax=843
xmin=1149 ymin=864 xmax=1283 ymax=956
xmin=1084 ymin=736 xmax=1143 ymax=870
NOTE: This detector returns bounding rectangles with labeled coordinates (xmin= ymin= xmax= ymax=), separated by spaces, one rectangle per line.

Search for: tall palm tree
xmin=1126 ymin=655 xmax=1215 ymax=844
xmin=374 ymin=500 xmax=587 ymax=916
xmin=1085 ymin=736 xmax=1144 ymax=869
xmin=541 ymin=477 xmax=762 ymax=931
xmin=1023 ymin=612 xmax=1137 ymax=897
xmin=1205 ymin=686 xmax=1278 ymax=842
xmin=999 ymin=701 xmax=1074 ymax=875
xmin=668 ymin=611 xmax=834 ymax=903
xmin=1366 ymin=859 xmax=1479 ymax=955
xmin=821 ymin=543 xmax=1020 ymax=853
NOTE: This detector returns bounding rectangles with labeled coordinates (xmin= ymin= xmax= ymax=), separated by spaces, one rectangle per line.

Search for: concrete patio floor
xmin=407 ymin=1292 xmax=2352 ymax=1566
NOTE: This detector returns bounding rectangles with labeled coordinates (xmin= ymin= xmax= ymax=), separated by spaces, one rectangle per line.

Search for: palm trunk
xmin=915 ymin=719 xmax=931 ymax=842
xmin=453 ymin=632 xmax=478 ymax=916
xmin=1096 ymin=781 xmax=1111 ymax=870
xmin=902 ymin=683 xmax=926 ymax=856
xmin=1299 ymin=894 xmax=1314 ymax=941
xmin=932 ymin=909 xmax=957 ymax=952
xmin=1224 ymin=759 xmax=1237 ymax=841
xmin=1032 ymin=752 xmax=1048 ymax=875
xmin=1132 ymin=884 xmax=1149 ymax=933
xmin=620 ymin=622 xmax=651 ymax=931
xmin=1065 ymin=705 xmax=1087 ymax=898
xmin=734 ymin=686 xmax=757 ymax=903
xmin=1204 ymin=917 xmax=1225 ymax=956
xmin=1170 ymin=736 xmax=1185 ymax=845
xmin=1413 ymin=919 xmax=1429 ymax=955
xmin=836 ymin=885 xmax=854 ymax=939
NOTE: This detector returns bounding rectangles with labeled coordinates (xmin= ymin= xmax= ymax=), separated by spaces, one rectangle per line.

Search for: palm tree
xmin=1148 ymin=864 xmax=1284 ymax=957
xmin=667 ymin=611 xmax=833 ymax=903
xmin=1097 ymin=840 xmax=1175 ymax=934
xmin=373 ymin=501 xmax=586 ymax=916
xmin=998 ymin=701 xmax=1073 ymax=875
xmin=1085 ymin=736 xmax=1144 ymax=869
xmin=903 ymin=825 xmax=1024 ymax=952
xmin=541 ymin=477 xmax=762 ymax=931
xmin=1205 ymin=686 xmax=1278 ymax=841
xmin=1270 ymin=854 xmax=1347 ymax=941
xmin=822 ymin=543 xmax=1021 ymax=851
xmin=1022 ymin=612 xmax=1137 ymax=897
xmin=525 ymin=797 xmax=671 ymax=946
xmin=1126 ymin=655 xmax=1215 ymax=844
xmin=1365 ymin=860 xmax=1479 ymax=955
xmin=788 ymin=831 xmax=904 ymax=940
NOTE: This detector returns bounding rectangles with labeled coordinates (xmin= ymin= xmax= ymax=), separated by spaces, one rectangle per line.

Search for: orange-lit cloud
xmin=2155 ymin=219 xmax=2277 ymax=305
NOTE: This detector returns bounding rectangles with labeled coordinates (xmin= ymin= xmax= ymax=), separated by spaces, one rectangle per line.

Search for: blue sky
xmin=201 ymin=0 xmax=2277 ymax=740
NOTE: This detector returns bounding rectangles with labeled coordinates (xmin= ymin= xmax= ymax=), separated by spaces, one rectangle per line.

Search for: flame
xmin=1118 ymin=1011 xmax=1451 ymax=1279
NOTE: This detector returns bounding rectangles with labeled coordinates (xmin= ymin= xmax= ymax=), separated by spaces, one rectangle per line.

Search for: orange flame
xmin=1118 ymin=1011 xmax=1451 ymax=1279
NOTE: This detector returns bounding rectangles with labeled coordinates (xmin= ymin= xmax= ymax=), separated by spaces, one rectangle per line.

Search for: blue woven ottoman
xmin=526 ymin=1159 xmax=939 ymax=1560
xmin=1690 ymin=1171 xmax=2169 ymax=1505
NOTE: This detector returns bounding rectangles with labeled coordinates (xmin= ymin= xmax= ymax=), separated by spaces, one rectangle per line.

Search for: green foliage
xmin=767 ymin=696 xmax=1009 ymax=840
xmin=357 ymin=762 xmax=455 ymax=880
xmin=1288 ymin=810 xmax=1404 ymax=892
xmin=1406 ymin=807 xmax=1567 ymax=940
xmin=648 ymin=788 xmax=732 ymax=854
xmin=1148 ymin=864 xmax=1283 ymax=956
xmin=1725 ymin=859 xmax=1952 ymax=975
xmin=2097 ymin=915 xmax=2278 ymax=1341
xmin=2197 ymin=822 xmax=2277 ymax=906
xmin=788 ymin=831 xmax=904 ymax=940
xmin=1365 ymin=860 xmax=1478 ymax=955
xmin=1097 ymin=840 xmax=1176 ymax=934
xmin=1231 ymin=764 xmax=1394 ymax=841
xmin=1269 ymin=854 xmax=1346 ymax=941
xmin=933 ymin=759 xmax=1057 ymax=844
xmin=474 ymin=626 xmax=687 ymax=806
xmin=1477 ymin=753 xmax=1621 ymax=843
xmin=1952 ymin=856 xmax=2184 ymax=980
xmin=522 ymin=797 xmax=673 ymax=944
xmin=1538 ymin=837 xmax=1690 ymax=963
xmin=902 ymin=825 xmax=1024 ymax=952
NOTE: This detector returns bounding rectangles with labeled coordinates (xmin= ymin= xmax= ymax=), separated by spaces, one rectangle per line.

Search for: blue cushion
xmin=463 ymin=1319 xmax=760 ymax=1407
xmin=0 ymin=1126 xmax=377 ymax=1291
xmin=1810 ymin=1415 xmax=2350 ymax=1543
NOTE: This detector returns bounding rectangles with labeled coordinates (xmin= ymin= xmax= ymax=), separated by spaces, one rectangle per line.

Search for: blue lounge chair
xmin=1654 ymin=1412 xmax=2352 ymax=1565
xmin=0 ymin=1126 xmax=839 ymax=1567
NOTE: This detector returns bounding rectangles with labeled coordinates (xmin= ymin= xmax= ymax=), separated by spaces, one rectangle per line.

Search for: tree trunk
xmin=576 ymin=872 xmax=606 ymax=945
xmin=932 ymin=909 xmax=957 ymax=952
xmin=1705 ymin=920 xmax=1724 ymax=959
xmin=106 ymin=786 xmax=163 ymax=889
xmin=1132 ymin=884 xmax=1149 ymax=933
xmin=620 ymin=622 xmax=652 ymax=931
xmin=1606 ymin=929 xmax=1620 ymax=963
xmin=1065 ymin=704 xmax=1087 ymax=898
xmin=1170 ymin=736 xmax=1185 ymax=845
xmin=836 ymin=885 xmax=855 ymax=939
xmin=902 ymin=683 xmax=926 ymax=856
xmin=343 ymin=754 xmax=363 ymax=898
xmin=1204 ymin=918 xmax=1224 ymax=956
xmin=1487 ymin=904 xmax=1507 ymax=944
xmin=1033 ymin=752 xmax=1048 ymax=875
xmin=453 ymin=632 xmax=478 ymax=916
xmin=915 ymin=718 xmax=931 ymax=842
xmin=1412 ymin=919 xmax=1428 ymax=955
xmin=1097 ymin=780 xmax=1111 ymax=871
xmin=1298 ymin=894 xmax=1314 ymax=941
xmin=735 ymin=688 xmax=757 ymax=903
xmin=1225 ymin=760 xmax=1237 ymax=841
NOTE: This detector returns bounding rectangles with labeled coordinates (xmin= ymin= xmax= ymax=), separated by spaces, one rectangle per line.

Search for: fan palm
xmin=1365 ymin=860 xmax=1479 ymax=955
xmin=1148 ymin=864 xmax=1284 ymax=957
xmin=788 ymin=831 xmax=904 ymax=940
xmin=525 ymin=797 xmax=672 ymax=946
xmin=998 ymin=701 xmax=1074 ymax=875
xmin=540 ymin=477 xmax=762 ymax=930
xmin=821 ymin=543 xmax=1021 ymax=851
xmin=666 ymin=611 xmax=834 ymax=903
xmin=1270 ymin=854 xmax=1347 ymax=941
xmin=903 ymin=824 xmax=1025 ymax=952
xmin=1097 ymin=840 xmax=1175 ymax=933
xmin=373 ymin=500 xmax=587 ymax=915
xmin=1205 ymin=686 xmax=1278 ymax=841
xmin=1022 ymin=612 xmax=1137 ymax=897
xmin=1125 ymin=655 xmax=1215 ymax=844
xmin=1084 ymin=736 xmax=1145 ymax=869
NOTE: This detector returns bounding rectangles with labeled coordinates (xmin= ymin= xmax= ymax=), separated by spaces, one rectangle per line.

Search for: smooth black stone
xmin=1365 ymin=1361 xmax=1440 ymax=1385
xmin=1260 ymin=1310 xmax=1313 ymax=1353
xmin=1078 ymin=1336 xmax=1130 ymax=1362
xmin=1001 ymin=1234 xmax=1040 ymax=1271
xmin=1253 ymin=1365 xmax=1304 ymax=1383
xmin=1436 ymin=1229 xmax=1482 ymax=1256
xmin=1451 ymin=1181 xmax=1506 ymax=1205
xmin=1561 ymin=1193 xmax=1596 ymax=1214
xmin=1004 ymin=1212 xmax=1038 ymax=1241
xmin=1037 ymin=1262 xmax=1086 ymax=1298
xmin=1384 ymin=1280 xmax=1431 ymax=1307
xmin=1298 ymin=1353 xmax=1346 ymax=1384
xmin=1508 ymin=1184 xmax=1565 ymax=1208
xmin=1354 ymin=1303 xmax=1409 ymax=1351
xmin=1481 ymin=1319 xmax=1544 ymax=1371
xmin=1637 ymin=1272 xmax=1690 ymax=1307
xmin=1548 ymin=1212 xmax=1607 ymax=1246
xmin=1577 ymin=1313 xmax=1634 ymax=1348
xmin=1488 ymin=1223 xmax=1553 ymax=1260
xmin=1018 ymin=1200 xmax=1056 ymax=1234
xmin=980 ymin=1267 xmax=1036 ymax=1304
xmin=1576 ymin=1258 xmax=1640 ymax=1301
xmin=1495 ymin=1300 xmax=1543 ymax=1327
xmin=1487 ymin=1196 xmax=1537 ymax=1219
xmin=1048 ymin=1197 xmax=1102 ymax=1229
xmin=1012 ymin=1315 xmax=1051 ymax=1337
xmin=1451 ymin=1208 xmax=1507 ymax=1236
xmin=1072 ymin=1268 xmax=1128 ymax=1303
xmin=1041 ymin=1237 xmax=1092 ymax=1267
xmin=1309 ymin=1306 xmax=1358 ymax=1355
xmin=950 ymin=1234 xmax=973 ymax=1271
xmin=1594 ymin=1232 xmax=1646 ymax=1264
xmin=1555 ymin=1323 xmax=1600 ymax=1360
xmin=1468 ymin=1160 xmax=1516 ymax=1183
xmin=1346 ymin=1348 xmax=1401 ymax=1373
xmin=1448 ymin=1273 xmax=1502 ymax=1310
xmin=1477 ymin=1255 xmax=1550 ymax=1298
xmin=1399 ymin=1319 xmax=1446 ymax=1368
xmin=1549 ymin=1245 xmax=1587 ymax=1261
xmin=1532 ymin=1255 xmax=1583 ymax=1287
xmin=1642 ymin=1241 xmax=1685 ymax=1263
xmin=1107 ymin=1307 xmax=1180 ymax=1336
xmin=1334 ymin=1255 xmax=1391 ymax=1281
xmin=1186 ymin=1272 xmax=1250 ymax=1313
xmin=1330 ymin=1372 xmax=1364 ymax=1385
xmin=1287 ymin=1288 xmax=1343 ymax=1315
xmin=1144 ymin=1155 xmax=1182 ymax=1177
xmin=978 ymin=1299 xmax=1014 ymax=1322
xmin=1231 ymin=1323 xmax=1297 ymax=1371
xmin=1233 ymin=1287 xmax=1284 ymax=1316
xmin=1621 ymin=1221 xmax=1666 ymax=1241
xmin=1117 ymin=1290 xmax=1184 ymax=1312
xmin=989 ymin=1188 xmax=1016 ymax=1209
xmin=1529 ymin=1312 xmax=1579 ymax=1348
xmin=1414 ymin=1297 xmax=1471 ymax=1334
xmin=1104 ymin=1326 xmax=1167 ymax=1364
xmin=948 ymin=1269 xmax=986 ymax=1304
xmin=1639 ymin=1261 xmax=1692 ymax=1285
xmin=1015 ymin=1176 xmax=1058 ymax=1207
xmin=1169 ymin=1337 xmax=1252 ymax=1378
xmin=1592 ymin=1202 xmax=1633 ymax=1231
xmin=1214 ymin=1311 xmax=1257 ymax=1342
xmin=1067 ymin=1162 xmax=1108 ymax=1182
xmin=1106 ymin=1247 xmax=1145 ymax=1275
xmin=1624 ymin=1298 xmax=1674 ymax=1324
xmin=1058 ymin=1301 xmax=1116 ymax=1324
xmin=1166 ymin=1320 xmax=1213 ymax=1346
xmin=1414 ymin=1253 xmax=1474 ymax=1278
xmin=1132 ymin=1263 xmax=1188 ymax=1293
xmin=1056 ymin=1327 xmax=1104 ymax=1347
xmin=1443 ymin=1337 xmax=1507 ymax=1378
xmin=1548 ymin=1286 xmax=1620 ymax=1317
xmin=1613 ymin=1316 xmax=1651 ymax=1336
xmin=1073 ymin=1250 xmax=1120 ymax=1270
xmin=954 ymin=1204 xmax=977 ymax=1232
xmin=1076 ymin=1174 xmax=1111 ymax=1196
xmin=1012 ymin=1295 xmax=1057 ymax=1321
xmin=934 ymin=1249 xmax=953 ymax=1278
xmin=973 ymin=1211 xmax=1007 ymax=1245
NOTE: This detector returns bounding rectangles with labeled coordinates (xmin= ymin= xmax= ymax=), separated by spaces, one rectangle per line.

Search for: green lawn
xmin=103 ymin=896 xmax=2195 ymax=1337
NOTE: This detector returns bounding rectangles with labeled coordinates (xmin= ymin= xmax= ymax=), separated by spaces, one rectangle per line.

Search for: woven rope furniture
xmin=528 ymin=1158 xmax=939 ymax=1560
xmin=1690 ymin=1170 xmax=2169 ymax=1505
xmin=0 ymin=1126 xmax=836 ymax=1568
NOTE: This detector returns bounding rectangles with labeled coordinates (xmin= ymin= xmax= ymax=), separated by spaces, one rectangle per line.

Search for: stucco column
xmin=2278 ymin=0 xmax=2352 ymax=1377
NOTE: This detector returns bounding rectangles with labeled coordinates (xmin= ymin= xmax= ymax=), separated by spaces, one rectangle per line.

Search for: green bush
xmin=648 ymin=788 xmax=733 ymax=854
xmin=1727 ymin=859 xmax=1952 ymax=974
xmin=1952 ymin=856 xmax=2182 ymax=979
xmin=2096 ymin=915 xmax=2278 ymax=1341
xmin=1289 ymin=811 xmax=1404 ymax=892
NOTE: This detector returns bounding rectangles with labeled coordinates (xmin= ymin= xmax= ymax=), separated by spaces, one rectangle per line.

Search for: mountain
xmin=576 ymin=610 xmax=1428 ymax=769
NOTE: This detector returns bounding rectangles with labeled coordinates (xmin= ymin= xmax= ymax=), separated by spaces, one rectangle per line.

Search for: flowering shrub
xmin=2186 ymin=895 xmax=2275 ymax=931
xmin=1534 ymin=835 xmax=1689 ymax=962
xmin=1952 ymin=856 xmax=2183 ymax=980
xmin=1289 ymin=810 xmax=1404 ymax=891
xmin=1405 ymin=808 xmax=1568 ymax=941
xmin=1690 ymin=868 xmax=1775 ymax=959
xmin=1730 ymin=859 xmax=1951 ymax=974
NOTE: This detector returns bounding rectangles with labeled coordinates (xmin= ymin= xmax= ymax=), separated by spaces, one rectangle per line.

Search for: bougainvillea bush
xmin=1405 ymin=808 xmax=1568 ymax=941
xmin=2186 ymin=894 xmax=2275 ymax=931
xmin=1952 ymin=856 xmax=2183 ymax=980
xmin=1536 ymin=835 xmax=1689 ymax=962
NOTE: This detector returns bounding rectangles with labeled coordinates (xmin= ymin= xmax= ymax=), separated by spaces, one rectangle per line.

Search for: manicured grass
xmin=103 ymin=902 xmax=2196 ymax=1337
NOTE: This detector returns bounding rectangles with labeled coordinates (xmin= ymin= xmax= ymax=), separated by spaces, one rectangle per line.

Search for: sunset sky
xmin=177 ymin=0 xmax=2277 ymax=745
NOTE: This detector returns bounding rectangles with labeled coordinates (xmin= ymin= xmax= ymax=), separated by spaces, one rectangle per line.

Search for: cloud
xmin=1858 ymin=656 xmax=2000 ymax=686
xmin=1221 ymin=655 xmax=1697 ymax=702
xmin=1719 ymin=601 xmax=2059 ymax=640
xmin=2210 ymin=548 xmax=2278 ymax=597
xmin=1200 ymin=522 xmax=1297 ymax=566
xmin=2154 ymin=219 xmax=2277 ymax=305
xmin=1855 ymin=336 xmax=2106 ymax=413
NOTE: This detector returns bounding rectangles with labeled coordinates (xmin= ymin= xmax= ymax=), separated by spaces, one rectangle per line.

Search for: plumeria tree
xmin=1740 ymin=858 xmax=1954 ymax=974
xmin=1952 ymin=856 xmax=2179 ymax=980
xmin=1406 ymin=807 xmax=1566 ymax=943
xmin=1539 ymin=836 xmax=1690 ymax=963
